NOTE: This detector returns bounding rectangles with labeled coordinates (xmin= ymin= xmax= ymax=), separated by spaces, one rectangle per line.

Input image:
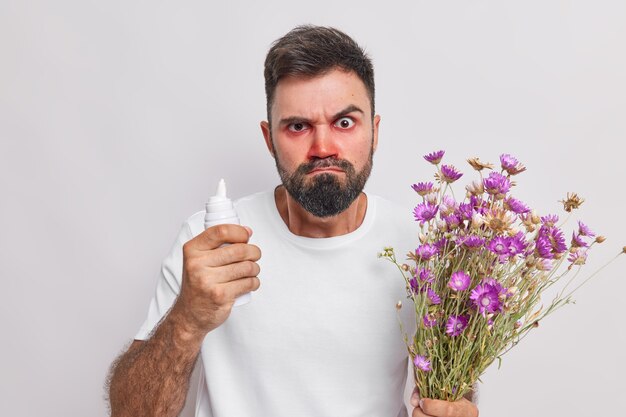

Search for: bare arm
xmin=107 ymin=224 xmax=261 ymax=417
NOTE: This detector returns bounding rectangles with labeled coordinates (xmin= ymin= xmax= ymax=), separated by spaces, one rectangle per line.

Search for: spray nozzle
xmin=216 ymin=178 xmax=227 ymax=199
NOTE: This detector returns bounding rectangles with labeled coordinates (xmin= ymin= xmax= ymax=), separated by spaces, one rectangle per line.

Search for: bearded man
xmin=107 ymin=25 xmax=479 ymax=417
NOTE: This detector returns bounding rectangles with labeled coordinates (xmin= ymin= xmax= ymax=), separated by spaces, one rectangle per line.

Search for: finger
xmin=419 ymin=398 xmax=477 ymax=417
xmin=412 ymin=406 xmax=430 ymax=417
xmin=222 ymin=276 xmax=261 ymax=300
xmin=188 ymin=224 xmax=252 ymax=251
xmin=410 ymin=386 xmax=420 ymax=407
xmin=217 ymin=260 xmax=261 ymax=283
xmin=205 ymin=243 xmax=262 ymax=267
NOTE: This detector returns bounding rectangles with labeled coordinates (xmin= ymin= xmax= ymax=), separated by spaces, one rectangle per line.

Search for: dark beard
xmin=275 ymin=155 xmax=373 ymax=218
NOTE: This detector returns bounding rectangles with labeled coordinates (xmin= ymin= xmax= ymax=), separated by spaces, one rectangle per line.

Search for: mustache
xmin=297 ymin=158 xmax=354 ymax=175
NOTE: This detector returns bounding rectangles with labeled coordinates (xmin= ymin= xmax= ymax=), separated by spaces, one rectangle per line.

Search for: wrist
xmin=167 ymin=302 xmax=209 ymax=348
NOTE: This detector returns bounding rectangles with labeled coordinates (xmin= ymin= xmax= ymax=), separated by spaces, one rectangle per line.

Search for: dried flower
xmin=560 ymin=192 xmax=584 ymax=212
xmin=412 ymin=182 xmax=434 ymax=196
xmin=483 ymin=208 xmax=515 ymax=234
xmin=484 ymin=172 xmax=511 ymax=198
xmin=413 ymin=202 xmax=439 ymax=225
xmin=423 ymin=314 xmax=438 ymax=328
xmin=427 ymin=288 xmax=442 ymax=305
xmin=467 ymin=157 xmax=494 ymax=171
xmin=414 ymin=355 xmax=432 ymax=372
xmin=396 ymin=300 xmax=403 ymax=310
xmin=448 ymin=271 xmax=471 ymax=291
xmin=424 ymin=150 xmax=445 ymax=164
xmin=504 ymin=197 xmax=530 ymax=214
xmin=445 ymin=315 xmax=469 ymax=337
xmin=438 ymin=165 xmax=463 ymax=183
xmin=499 ymin=154 xmax=527 ymax=175
xmin=568 ymin=248 xmax=588 ymax=265
xmin=415 ymin=244 xmax=438 ymax=261
xmin=383 ymin=150 xmax=621 ymax=403
xmin=578 ymin=221 xmax=595 ymax=237
xmin=465 ymin=180 xmax=484 ymax=195
xmin=460 ymin=235 xmax=485 ymax=250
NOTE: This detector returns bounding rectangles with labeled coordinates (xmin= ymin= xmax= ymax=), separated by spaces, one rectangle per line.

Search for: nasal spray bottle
xmin=204 ymin=179 xmax=251 ymax=306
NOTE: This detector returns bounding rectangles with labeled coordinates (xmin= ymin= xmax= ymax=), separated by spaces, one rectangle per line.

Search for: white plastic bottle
xmin=204 ymin=179 xmax=251 ymax=306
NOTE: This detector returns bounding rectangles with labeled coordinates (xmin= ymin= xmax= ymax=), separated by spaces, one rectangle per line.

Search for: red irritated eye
xmin=334 ymin=117 xmax=355 ymax=129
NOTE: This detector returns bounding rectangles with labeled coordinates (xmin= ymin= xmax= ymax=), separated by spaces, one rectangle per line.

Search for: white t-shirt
xmin=136 ymin=190 xmax=417 ymax=417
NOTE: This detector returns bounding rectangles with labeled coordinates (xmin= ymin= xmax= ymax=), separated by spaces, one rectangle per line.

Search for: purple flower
xmin=445 ymin=315 xmax=469 ymax=337
xmin=487 ymin=236 xmax=510 ymax=263
xmin=482 ymin=277 xmax=507 ymax=297
xmin=443 ymin=214 xmax=461 ymax=229
xmin=500 ymin=154 xmax=526 ymax=175
xmin=440 ymin=196 xmax=457 ymax=216
xmin=541 ymin=214 xmax=559 ymax=227
xmin=423 ymin=314 xmax=438 ymax=328
xmin=440 ymin=165 xmax=463 ymax=183
xmin=414 ymin=354 xmax=432 ymax=372
xmin=535 ymin=225 xmax=567 ymax=259
xmin=409 ymin=277 xmax=419 ymax=293
xmin=470 ymin=283 xmax=502 ymax=315
xmin=571 ymin=232 xmax=588 ymax=248
xmin=456 ymin=203 xmax=475 ymax=221
xmin=504 ymin=197 xmax=530 ymax=214
xmin=411 ymin=182 xmax=434 ymax=196
xmin=416 ymin=267 xmax=435 ymax=284
xmin=424 ymin=150 xmax=445 ymax=164
xmin=415 ymin=244 xmax=438 ymax=261
xmin=483 ymin=172 xmax=511 ymax=197
xmin=413 ymin=202 xmax=439 ymax=225
xmin=568 ymin=248 xmax=588 ymax=265
xmin=426 ymin=288 xmax=441 ymax=305
xmin=508 ymin=232 xmax=527 ymax=256
xmin=448 ymin=271 xmax=471 ymax=291
xmin=536 ymin=258 xmax=554 ymax=271
xmin=488 ymin=236 xmax=509 ymax=255
xmin=461 ymin=235 xmax=485 ymax=250
xmin=578 ymin=221 xmax=595 ymax=237
xmin=433 ymin=237 xmax=451 ymax=253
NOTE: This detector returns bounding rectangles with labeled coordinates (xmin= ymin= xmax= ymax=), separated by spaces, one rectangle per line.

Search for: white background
xmin=1 ymin=1 xmax=625 ymax=416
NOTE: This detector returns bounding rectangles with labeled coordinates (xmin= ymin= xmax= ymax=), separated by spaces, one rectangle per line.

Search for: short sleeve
xmin=134 ymin=221 xmax=195 ymax=340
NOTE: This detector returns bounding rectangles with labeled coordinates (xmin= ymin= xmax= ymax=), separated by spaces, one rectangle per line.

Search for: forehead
xmin=271 ymin=69 xmax=371 ymax=122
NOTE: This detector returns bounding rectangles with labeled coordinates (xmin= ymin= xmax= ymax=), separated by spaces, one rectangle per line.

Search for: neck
xmin=274 ymin=186 xmax=368 ymax=238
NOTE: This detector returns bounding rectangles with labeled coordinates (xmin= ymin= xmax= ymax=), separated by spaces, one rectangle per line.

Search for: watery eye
xmin=288 ymin=122 xmax=308 ymax=132
xmin=334 ymin=117 xmax=355 ymax=129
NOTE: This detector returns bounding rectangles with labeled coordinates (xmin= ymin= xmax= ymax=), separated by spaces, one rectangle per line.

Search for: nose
xmin=307 ymin=126 xmax=338 ymax=160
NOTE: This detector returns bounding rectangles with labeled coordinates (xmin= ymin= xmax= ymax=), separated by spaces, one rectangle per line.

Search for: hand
xmin=410 ymin=387 xmax=479 ymax=417
xmin=173 ymin=224 xmax=261 ymax=337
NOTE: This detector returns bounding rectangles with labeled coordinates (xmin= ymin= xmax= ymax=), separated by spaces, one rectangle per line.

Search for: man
xmin=107 ymin=25 xmax=479 ymax=417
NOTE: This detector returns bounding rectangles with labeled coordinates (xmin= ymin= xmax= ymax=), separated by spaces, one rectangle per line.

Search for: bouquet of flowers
xmin=380 ymin=150 xmax=624 ymax=401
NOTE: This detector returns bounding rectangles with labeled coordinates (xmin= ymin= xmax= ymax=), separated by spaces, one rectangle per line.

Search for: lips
xmin=308 ymin=167 xmax=344 ymax=174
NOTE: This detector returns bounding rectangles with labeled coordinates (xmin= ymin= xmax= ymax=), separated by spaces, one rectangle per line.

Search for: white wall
xmin=1 ymin=1 xmax=624 ymax=416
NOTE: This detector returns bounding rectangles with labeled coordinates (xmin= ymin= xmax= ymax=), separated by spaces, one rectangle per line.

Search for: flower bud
xmin=595 ymin=236 xmax=606 ymax=243
xmin=396 ymin=300 xmax=402 ymax=310
xmin=401 ymin=264 xmax=409 ymax=271
xmin=622 ymin=246 xmax=626 ymax=254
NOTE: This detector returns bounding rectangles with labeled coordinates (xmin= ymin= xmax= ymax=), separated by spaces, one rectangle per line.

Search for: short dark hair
xmin=264 ymin=25 xmax=375 ymax=124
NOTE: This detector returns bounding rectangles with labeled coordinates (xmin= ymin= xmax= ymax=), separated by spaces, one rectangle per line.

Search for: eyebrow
xmin=278 ymin=104 xmax=365 ymax=127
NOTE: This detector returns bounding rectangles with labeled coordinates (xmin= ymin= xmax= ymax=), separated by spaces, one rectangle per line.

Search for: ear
xmin=260 ymin=121 xmax=275 ymax=157
xmin=372 ymin=114 xmax=381 ymax=152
